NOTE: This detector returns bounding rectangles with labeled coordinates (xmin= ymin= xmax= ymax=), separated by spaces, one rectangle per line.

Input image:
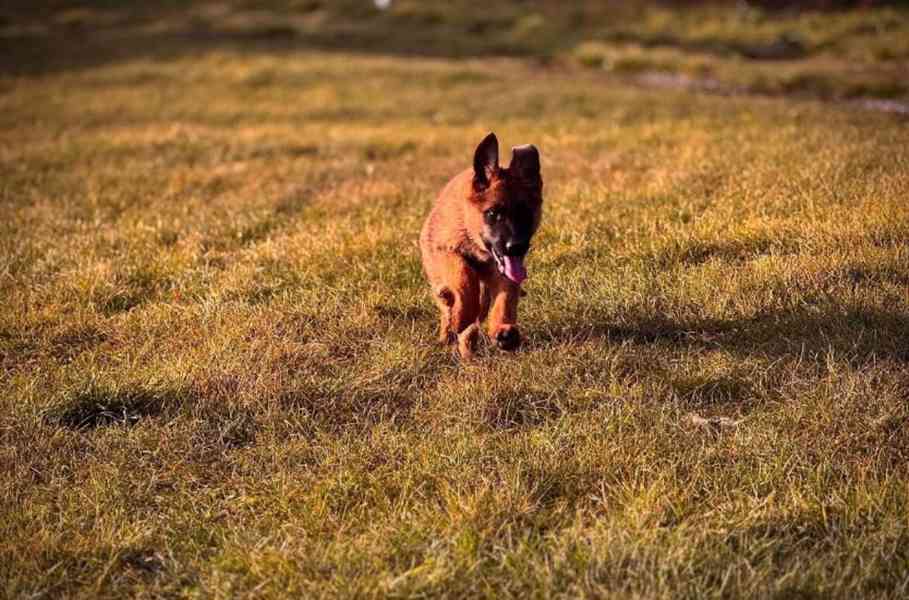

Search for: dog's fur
xmin=420 ymin=133 xmax=543 ymax=358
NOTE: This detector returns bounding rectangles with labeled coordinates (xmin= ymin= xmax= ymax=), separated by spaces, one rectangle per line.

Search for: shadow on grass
xmin=537 ymin=304 xmax=909 ymax=365
xmin=43 ymin=385 xmax=185 ymax=430
xmin=43 ymin=381 xmax=262 ymax=454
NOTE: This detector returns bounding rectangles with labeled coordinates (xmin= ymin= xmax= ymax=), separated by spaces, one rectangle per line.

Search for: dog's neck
xmin=453 ymin=237 xmax=493 ymax=273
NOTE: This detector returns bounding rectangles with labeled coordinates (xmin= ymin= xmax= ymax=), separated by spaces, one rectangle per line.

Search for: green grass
xmin=3 ymin=1 xmax=909 ymax=598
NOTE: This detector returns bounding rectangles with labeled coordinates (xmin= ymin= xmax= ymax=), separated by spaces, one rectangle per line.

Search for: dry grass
xmin=2 ymin=1 xmax=909 ymax=598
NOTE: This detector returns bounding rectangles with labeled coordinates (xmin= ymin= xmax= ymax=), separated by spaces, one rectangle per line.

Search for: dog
xmin=419 ymin=132 xmax=543 ymax=359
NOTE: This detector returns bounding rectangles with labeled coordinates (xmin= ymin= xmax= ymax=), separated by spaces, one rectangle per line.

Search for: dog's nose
xmin=504 ymin=240 xmax=529 ymax=257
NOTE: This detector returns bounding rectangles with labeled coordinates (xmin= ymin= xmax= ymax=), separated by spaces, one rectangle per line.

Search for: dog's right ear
xmin=509 ymin=144 xmax=540 ymax=184
xmin=473 ymin=132 xmax=499 ymax=190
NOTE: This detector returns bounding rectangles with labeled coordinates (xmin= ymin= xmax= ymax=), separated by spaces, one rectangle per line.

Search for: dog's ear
xmin=473 ymin=132 xmax=499 ymax=190
xmin=509 ymin=144 xmax=540 ymax=183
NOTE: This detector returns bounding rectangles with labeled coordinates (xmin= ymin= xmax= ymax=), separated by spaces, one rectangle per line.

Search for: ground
xmin=2 ymin=1 xmax=909 ymax=598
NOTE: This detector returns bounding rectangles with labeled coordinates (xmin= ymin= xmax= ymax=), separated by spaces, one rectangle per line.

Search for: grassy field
xmin=3 ymin=1 xmax=909 ymax=598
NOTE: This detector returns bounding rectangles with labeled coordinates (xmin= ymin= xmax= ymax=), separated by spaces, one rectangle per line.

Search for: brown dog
xmin=420 ymin=132 xmax=543 ymax=359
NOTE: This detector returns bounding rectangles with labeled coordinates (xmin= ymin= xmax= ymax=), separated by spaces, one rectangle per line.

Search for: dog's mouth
xmin=487 ymin=243 xmax=527 ymax=285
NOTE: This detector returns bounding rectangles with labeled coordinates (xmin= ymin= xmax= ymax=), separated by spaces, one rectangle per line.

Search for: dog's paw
xmin=439 ymin=328 xmax=455 ymax=345
xmin=457 ymin=323 xmax=480 ymax=360
xmin=493 ymin=324 xmax=522 ymax=351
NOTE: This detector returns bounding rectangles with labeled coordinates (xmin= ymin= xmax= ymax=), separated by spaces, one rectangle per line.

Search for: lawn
xmin=2 ymin=1 xmax=909 ymax=598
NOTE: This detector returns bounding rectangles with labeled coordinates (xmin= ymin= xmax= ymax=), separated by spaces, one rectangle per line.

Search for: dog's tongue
xmin=503 ymin=256 xmax=527 ymax=285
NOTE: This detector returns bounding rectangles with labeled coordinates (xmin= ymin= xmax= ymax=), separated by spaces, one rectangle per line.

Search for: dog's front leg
xmin=486 ymin=276 xmax=522 ymax=351
xmin=437 ymin=255 xmax=482 ymax=359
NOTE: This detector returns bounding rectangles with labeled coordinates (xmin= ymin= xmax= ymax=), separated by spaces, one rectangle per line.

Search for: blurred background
xmin=1 ymin=1 xmax=907 ymax=107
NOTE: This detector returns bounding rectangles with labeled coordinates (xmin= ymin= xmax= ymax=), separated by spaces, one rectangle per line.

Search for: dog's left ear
xmin=509 ymin=144 xmax=541 ymax=183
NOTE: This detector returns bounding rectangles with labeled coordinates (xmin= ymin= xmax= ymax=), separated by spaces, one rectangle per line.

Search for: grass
xmin=2 ymin=1 xmax=909 ymax=598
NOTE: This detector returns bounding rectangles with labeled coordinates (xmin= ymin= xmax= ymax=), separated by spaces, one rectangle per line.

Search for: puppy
xmin=419 ymin=132 xmax=543 ymax=359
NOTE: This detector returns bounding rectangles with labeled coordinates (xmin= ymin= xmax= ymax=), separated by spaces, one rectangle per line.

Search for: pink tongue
xmin=503 ymin=256 xmax=527 ymax=285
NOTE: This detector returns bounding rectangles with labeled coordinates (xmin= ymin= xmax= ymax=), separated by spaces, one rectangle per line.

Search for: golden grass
xmin=2 ymin=2 xmax=909 ymax=598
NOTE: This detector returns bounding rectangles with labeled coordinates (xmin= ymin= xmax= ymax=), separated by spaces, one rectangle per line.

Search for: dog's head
xmin=466 ymin=132 xmax=543 ymax=285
